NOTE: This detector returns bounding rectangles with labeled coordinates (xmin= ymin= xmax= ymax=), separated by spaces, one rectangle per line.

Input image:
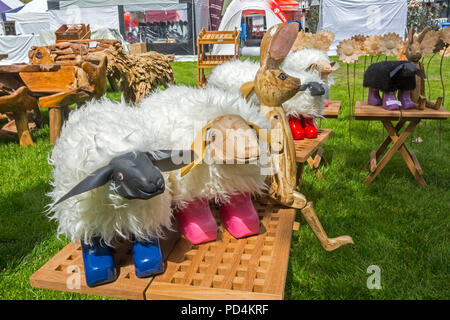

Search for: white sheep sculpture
xmin=47 ymin=85 xmax=269 ymax=287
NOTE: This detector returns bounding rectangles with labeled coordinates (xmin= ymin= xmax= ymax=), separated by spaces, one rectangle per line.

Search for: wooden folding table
xmin=354 ymin=101 xmax=450 ymax=186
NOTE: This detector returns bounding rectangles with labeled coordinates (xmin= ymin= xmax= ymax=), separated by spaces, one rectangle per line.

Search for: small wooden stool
xmin=354 ymin=101 xmax=450 ymax=186
xmin=295 ymin=129 xmax=332 ymax=187
xmin=293 ymin=100 xmax=341 ymax=187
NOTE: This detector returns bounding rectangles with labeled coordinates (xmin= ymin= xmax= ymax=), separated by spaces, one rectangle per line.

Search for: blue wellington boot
xmin=132 ymin=239 xmax=164 ymax=278
xmin=81 ymin=238 xmax=117 ymax=287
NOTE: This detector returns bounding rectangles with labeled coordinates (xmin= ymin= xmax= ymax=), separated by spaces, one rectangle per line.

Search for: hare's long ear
xmin=417 ymin=26 xmax=430 ymax=44
xmin=330 ymin=61 xmax=340 ymax=71
xmin=54 ymin=165 xmax=113 ymax=206
xmin=261 ymin=22 xmax=299 ymax=68
xmin=408 ymin=26 xmax=414 ymax=43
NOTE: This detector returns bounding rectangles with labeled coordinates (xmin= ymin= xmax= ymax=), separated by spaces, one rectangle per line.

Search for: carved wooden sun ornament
xmin=337 ymin=39 xmax=361 ymax=64
xmin=378 ymin=33 xmax=403 ymax=56
xmin=363 ymin=35 xmax=382 ymax=56
xmin=420 ymin=30 xmax=443 ymax=56
xmin=351 ymin=34 xmax=368 ymax=55
xmin=397 ymin=40 xmax=408 ymax=61
xmin=291 ymin=30 xmax=334 ymax=53
xmin=440 ymin=27 xmax=450 ymax=46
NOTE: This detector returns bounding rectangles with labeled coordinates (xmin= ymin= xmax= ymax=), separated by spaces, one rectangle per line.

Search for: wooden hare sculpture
xmin=405 ymin=26 xmax=442 ymax=110
xmin=240 ymin=23 xmax=353 ymax=252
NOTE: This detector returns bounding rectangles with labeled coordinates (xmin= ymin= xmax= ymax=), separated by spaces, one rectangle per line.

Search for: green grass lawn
xmin=0 ymin=56 xmax=449 ymax=300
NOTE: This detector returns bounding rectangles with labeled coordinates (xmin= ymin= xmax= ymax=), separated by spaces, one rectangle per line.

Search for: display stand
xmin=30 ymin=202 xmax=296 ymax=300
xmin=354 ymin=101 xmax=450 ymax=186
xmin=294 ymin=100 xmax=341 ymax=185
xmin=196 ymin=28 xmax=240 ymax=87
xmin=295 ymin=129 xmax=332 ymax=186
xmin=55 ymin=24 xmax=91 ymax=43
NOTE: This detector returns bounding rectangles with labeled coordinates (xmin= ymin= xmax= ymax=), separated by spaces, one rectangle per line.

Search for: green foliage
xmin=0 ymin=57 xmax=448 ymax=299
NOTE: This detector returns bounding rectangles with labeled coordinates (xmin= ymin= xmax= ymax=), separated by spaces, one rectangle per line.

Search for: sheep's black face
xmin=398 ymin=63 xmax=426 ymax=79
xmin=54 ymin=150 xmax=196 ymax=206
xmin=300 ymin=82 xmax=326 ymax=96
xmin=110 ymin=152 xmax=165 ymax=200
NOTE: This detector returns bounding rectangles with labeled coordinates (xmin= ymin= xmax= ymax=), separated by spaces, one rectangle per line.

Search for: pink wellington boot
xmin=218 ymin=193 xmax=260 ymax=239
xmin=176 ymin=198 xmax=217 ymax=244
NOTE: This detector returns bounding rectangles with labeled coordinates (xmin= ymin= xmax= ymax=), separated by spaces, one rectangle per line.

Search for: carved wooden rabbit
xmin=405 ymin=26 xmax=442 ymax=110
xmin=240 ymin=23 xmax=353 ymax=251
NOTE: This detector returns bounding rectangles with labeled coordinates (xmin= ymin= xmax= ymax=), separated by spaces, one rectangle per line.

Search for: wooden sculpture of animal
xmin=363 ymin=60 xmax=425 ymax=110
xmin=240 ymin=23 xmax=353 ymax=252
xmin=48 ymin=86 xmax=269 ymax=286
xmin=405 ymin=26 xmax=443 ymax=110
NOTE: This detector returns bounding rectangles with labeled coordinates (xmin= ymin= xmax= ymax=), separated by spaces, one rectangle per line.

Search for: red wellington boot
xmin=301 ymin=116 xmax=318 ymax=139
xmin=288 ymin=115 xmax=305 ymax=140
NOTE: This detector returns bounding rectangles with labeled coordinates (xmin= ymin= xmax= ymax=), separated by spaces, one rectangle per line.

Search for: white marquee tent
xmin=317 ymin=0 xmax=408 ymax=55
xmin=212 ymin=0 xmax=285 ymax=55
xmin=5 ymin=0 xmax=50 ymax=35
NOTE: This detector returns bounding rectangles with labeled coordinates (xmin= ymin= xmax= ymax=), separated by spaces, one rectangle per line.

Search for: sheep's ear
xmin=54 ymin=165 xmax=113 ymax=206
xmin=148 ymin=150 xmax=198 ymax=172
xmin=306 ymin=63 xmax=318 ymax=72
xmin=389 ymin=64 xmax=405 ymax=78
xmin=330 ymin=61 xmax=340 ymax=71
xmin=240 ymin=81 xmax=255 ymax=99
xmin=415 ymin=68 xmax=426 ymax=79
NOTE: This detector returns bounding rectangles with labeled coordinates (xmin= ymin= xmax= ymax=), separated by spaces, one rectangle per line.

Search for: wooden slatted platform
xmin=323 ymin=100 xmax=341 ymax=118
xmin=197 ymin=55 xmax=236 ymax=68
xmin=295 ymin=129 xmax=332 ymax=163
xmin=197 ymin=29 xmax=240 ymax=44
xmin=355 ymin=101 xmax=450 ymax=121
xmin=30 ymin=203 xmax=296 ymax=300
xmin=197 ymin=28 xmax=240 ymax=87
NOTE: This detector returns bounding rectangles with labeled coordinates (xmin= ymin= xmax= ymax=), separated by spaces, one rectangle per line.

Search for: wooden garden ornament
xmin=405 ymin=26 xmax=443 ymax=110
xmin=20 ymin=49 xmax=109 ymax=144
xmin=0 ymin=64 xmax=62 ymax=146
xmin=240 ymin=23 xmax=353 ymax=252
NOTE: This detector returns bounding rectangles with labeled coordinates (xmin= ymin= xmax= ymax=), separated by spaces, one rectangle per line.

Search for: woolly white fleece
xmin=207 ymin=58 xmax=326 ymax=118
xmin=48 ymin=86 xmax=269 ymax=244
xmin=48 ymin=99 xmax=174 ymax=246
xmin=283 ymin=49 xmax=335 ymax=86
xmin=139 ymin=85 xmax=270 ymax=207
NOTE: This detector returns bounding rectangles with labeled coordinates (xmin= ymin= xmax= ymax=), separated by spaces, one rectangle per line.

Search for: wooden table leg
xmin=49 ymin=106 xmax=63 ymax=144
xmin=383 ymin=121 xmax=427 ymax=186
xmin=365 ymin=120 xmax=406 ymax=169
xmin=364 ymin=120 xmax=419 ymax=185
xmin=296 ymin=162 xmax=305 ymax=191
xmin=12 ymin=110 xmax=33 ymax=147
xmin=307 ymin=147 xmax=324 ymax=179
